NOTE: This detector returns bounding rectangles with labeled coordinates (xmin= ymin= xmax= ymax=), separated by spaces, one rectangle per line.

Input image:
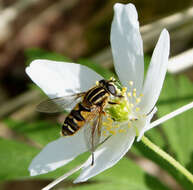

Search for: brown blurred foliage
xmin=0 ymin=0 xmax=192 ymax=98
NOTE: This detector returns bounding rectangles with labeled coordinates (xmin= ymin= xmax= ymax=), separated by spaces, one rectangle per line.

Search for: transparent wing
xmin=84 ymin=108 xmax=103 ymax=165
xmin=36 ymin=92 xmax=86 ymax=113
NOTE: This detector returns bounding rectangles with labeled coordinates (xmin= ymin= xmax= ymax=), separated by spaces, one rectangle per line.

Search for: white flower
xmin=26 ymin=3 xmax=170 ymax=185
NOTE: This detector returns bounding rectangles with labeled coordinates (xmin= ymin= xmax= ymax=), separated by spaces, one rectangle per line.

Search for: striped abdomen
xmin=84 ymin=86 xmax=109 ymax=105
xmin=62 ymin=103 xmax=93 ymax=136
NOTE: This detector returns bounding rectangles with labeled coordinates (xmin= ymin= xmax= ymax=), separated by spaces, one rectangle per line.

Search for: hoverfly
xmin=37 ymin=79 xmax=123 ymax=165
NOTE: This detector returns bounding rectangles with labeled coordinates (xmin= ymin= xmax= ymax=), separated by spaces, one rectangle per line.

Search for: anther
xmin=109 ymin=130 xmax=116 ymax=135
xmin=135 ymin=107 xmax=140 ymax=112
xmin=103 ymin=131 xmax=107 ymax=137
xmin=136 ymin=98 xmax=141 ymax=103
xmin=127 ymin=92 xmax=132 ymax=97
xmin=122 ymin=87 xmax=127 ymax=94
xmin=129 ymin=81 xmax=133 ymax=86
xmin=118 ymin=129 xmax=126 ymax=133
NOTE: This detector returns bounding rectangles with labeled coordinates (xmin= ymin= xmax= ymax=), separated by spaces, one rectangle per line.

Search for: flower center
xmin=103 ymin=81 xmax=144 ymax=136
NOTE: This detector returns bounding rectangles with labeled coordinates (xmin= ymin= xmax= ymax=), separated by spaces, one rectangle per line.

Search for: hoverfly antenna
xmin=109 ymin=76 xmax=116 ymax=82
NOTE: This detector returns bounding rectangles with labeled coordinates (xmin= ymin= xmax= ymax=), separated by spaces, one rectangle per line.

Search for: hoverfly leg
xmin=91 ymin=152 xmax=95 ymax=166
xmin=108 ymin=101 xmax=118 ymax=105
xmin=115 ymin=94 xmax=124 ymax=98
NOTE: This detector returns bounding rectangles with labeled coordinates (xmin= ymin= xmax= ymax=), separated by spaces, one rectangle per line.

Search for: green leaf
xmin=25 ymin=48 xmax=71 ymax=66
xmin=71 ymin=158 xmax=170 ymax=190
xmin=0 ymin=138 xmax=38 ymax=181
xmin=4 ymin=119 xmax=60 ymax=146
xmin=37 ymin=157 xmax=171 ymax=190
xmin=158 ymin=75 xmax=193 ymax=166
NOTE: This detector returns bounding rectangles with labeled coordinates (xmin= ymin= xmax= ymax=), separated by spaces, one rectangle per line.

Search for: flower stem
xmin=42 ymin=163 xmax=84 ymax=190
xmin=149 ymin=101 xmax=193 ymax=130
xmin=141 ymin=136 xmax=193 ymax=184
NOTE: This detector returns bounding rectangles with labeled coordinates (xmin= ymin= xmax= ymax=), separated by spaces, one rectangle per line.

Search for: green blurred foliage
xmin=133 ymin=74 xmax=193 ymax=189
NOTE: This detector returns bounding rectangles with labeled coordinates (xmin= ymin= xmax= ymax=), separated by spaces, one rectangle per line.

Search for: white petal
xmin=29 ymin=129 xmax=87 ymax=176
xmin=139 ymin=29 xmax=170 ymax=114
xmin=74 ymin=127 xmax=136 ymax=183
xmin=26 ymin=60 xmax=102 ymax=98
xmin=111 ymin=3 xmax=144 ymax=93
xmin=136 ymin=107 xmax=157 ymax=141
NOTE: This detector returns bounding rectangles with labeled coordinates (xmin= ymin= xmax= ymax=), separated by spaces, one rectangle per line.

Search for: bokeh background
xmin=0 ymin=0 xmax=193 ymax=190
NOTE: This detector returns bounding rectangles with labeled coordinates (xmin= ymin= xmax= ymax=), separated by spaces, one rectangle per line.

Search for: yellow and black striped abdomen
xmin=62 ymin=103 xmax=96 ymax=136
xmin=85 ymin=86 xmax=109 ymax=105
xmin=62 ymin=86 xmax=109 ymax=136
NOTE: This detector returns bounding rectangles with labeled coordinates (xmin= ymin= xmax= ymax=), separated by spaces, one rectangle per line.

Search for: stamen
xmin=109 ymin=130 xmax=116 ymax=135
xmin=139 ymin=93 xmax=144 ymax=97
xmin=118 ymin=129 xmax=126 ymax=133
xmin=103 ymin=131 xmax=107 ymax=136
xmin=129 ymin=81 xmax=133 ymax=86
xmin=136 ymin=98 xmax=141 ymax=103
xmin=103 ymin=84 xmax=145 ymax=134
xmin=121 ymin=87 xmax=127 ymax=96
xmin=127 ymin=92 xmax=132 ymax=97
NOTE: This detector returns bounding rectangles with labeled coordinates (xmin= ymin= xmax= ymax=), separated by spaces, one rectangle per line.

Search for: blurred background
xmin=0 ymin=0 xmax=193 ymax=190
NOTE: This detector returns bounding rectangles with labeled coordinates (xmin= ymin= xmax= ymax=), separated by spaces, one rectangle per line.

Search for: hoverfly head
xmin=99 ymin=79 xmax=122 ymax=98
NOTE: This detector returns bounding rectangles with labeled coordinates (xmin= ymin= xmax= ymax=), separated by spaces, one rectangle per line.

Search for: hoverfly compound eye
xmin=99 ymin=80 xmax=106 ymax=86
xmin=107 ymin=84 xmax=116 ymax=95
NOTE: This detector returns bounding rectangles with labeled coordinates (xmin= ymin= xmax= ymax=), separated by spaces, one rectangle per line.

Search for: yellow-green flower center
xmin=102 ymin=80 xmax=144 ymax=136
xmin=105 ymin=97 xmax=131 ymax=122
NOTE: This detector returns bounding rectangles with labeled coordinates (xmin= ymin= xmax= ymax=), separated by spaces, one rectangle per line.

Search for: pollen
xmin=96 ymin=81 xmax=99 ymax=86
xmin=136 ymin=98 xmax=141 ymax=103
xmin=127 ymin=92 xmax=132 ymax=97
xmin=129 ymin=81 xmax=133 ymax=86
xmin=103 ymin=131 xmax=107 ymax=137
xmin=118 ymin=129 xmax=126 ymax=133
xmin=121 ymin=87 xmax=127 ymax=96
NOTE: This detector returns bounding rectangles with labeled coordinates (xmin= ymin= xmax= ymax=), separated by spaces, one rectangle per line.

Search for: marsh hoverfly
xmin=37 ymin=79 xmax=122 ymax=165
